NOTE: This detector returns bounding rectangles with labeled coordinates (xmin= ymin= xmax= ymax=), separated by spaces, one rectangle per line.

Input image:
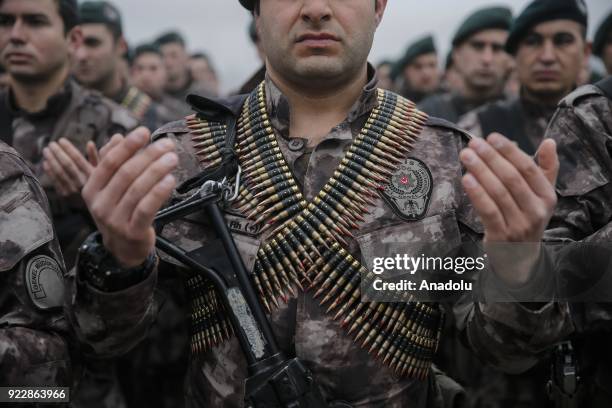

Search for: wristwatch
xmin=77 ymin=232 xmax=157 ymax=292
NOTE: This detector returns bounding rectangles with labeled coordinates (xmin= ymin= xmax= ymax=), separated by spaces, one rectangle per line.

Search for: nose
xmin=300 ymin=0 xmax=332 ymax=25
xmin=9 ymin=18 xmax=26 ymax=44
xmin=481 ymin=45 xmax=494 ymax=65
xmin=538 ymin=39 xmax=557 ymax=64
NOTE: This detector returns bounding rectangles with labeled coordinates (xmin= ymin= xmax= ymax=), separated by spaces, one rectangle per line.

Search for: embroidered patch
xmin=25 ymin=255 xmax=64 ymax=310
xmin=381 ymin=158 xmax=433 ymax=221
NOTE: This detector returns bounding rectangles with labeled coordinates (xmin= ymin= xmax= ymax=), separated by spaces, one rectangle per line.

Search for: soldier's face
xmin=453 ymin=29 xmax=509 ymax=93
xmin=0 ymin=0 xmax=77 ymax=83
xmin=160 ymin=42 xmax=189 ymax=82
xmin=516 ymin=20 xmax=589 ymax=102
xmin=257 ymin=0 xmax=387 ymax=89
xmin=403 ymin=53 xmax=439 ymax=94
xmin=132 ymin=52 xmax=167 ymax=99
xmin=73 ymin=23 xmax=124 ymax=89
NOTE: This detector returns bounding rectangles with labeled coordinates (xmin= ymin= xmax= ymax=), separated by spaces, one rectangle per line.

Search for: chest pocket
xmin=0 ymin=187 xmax=53 ymax=272
xmin=356 ymin=211 xmax=462 ymax=260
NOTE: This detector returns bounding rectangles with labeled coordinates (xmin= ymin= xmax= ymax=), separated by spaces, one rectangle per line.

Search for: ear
xmin=374 ymin=0 xmax=387 ymax=27
xmin=583 ymin=39 xmax=592 ymax=61
xmin=67 ymin=26 xmax=83 ymax=54
xmin=117 ymin=36 xmax=128 ymax=57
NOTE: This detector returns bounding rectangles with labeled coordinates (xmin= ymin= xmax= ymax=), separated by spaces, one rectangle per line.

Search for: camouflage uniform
xmin=544 ymin=79 xmax=612 ymax=407
xmin=458 ymin=96 xmax=557 ymax=155
xmin=0 ymin=141 xmax=72 ymax=392
xmin=68 ymin=72 xmax=571 ymax=407
xmin=0 ymin=77 xmax=138 ymax=268
xmin=418 ymin=92 xmax=504 ymax=124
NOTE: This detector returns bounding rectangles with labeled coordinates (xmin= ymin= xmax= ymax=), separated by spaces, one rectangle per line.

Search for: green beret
xmin=593 ymin=11 xmax=612 ymax=57
xmin=391 ymin=35 xmax=436 ymax=79
xmin=506 ymin=0 xmax=588 ymax=54
xmin=452 ymin=6 xmax=513 ymax=47
xmin=155 ymin=31 xmax=186 ymax=47
xmin=79 ymin=1 xmax=122 ymax=36
xmin=240 ymin=0 xmax=255 ymax=11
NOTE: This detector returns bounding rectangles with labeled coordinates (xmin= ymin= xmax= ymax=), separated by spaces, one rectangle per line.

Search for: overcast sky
xmin=113 ymin=0 xmax=611 ymax=93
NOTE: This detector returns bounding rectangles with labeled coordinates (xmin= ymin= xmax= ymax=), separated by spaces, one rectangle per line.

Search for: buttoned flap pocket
xmin=0 ymin=187 xmax=53 ymax=272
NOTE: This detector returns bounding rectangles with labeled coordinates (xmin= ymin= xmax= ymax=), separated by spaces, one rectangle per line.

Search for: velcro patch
xmin=25 ymin=255 xmax=64 ymax=310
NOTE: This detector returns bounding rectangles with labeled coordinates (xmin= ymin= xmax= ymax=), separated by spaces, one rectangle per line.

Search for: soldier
xmin=459 ymin=0 xmax=590 ymax=156
xmin=593 ymin=11 xmax=612 ymax=75
xmin=155 ymin=31 xmax=214 ymax=115
xmin=0 ymin=0 xmax=138 ymax=268
xmin=0 ymin=141 xmax=72 ymax=393
xmin=74 ymin=1 xmax=163 ymax=131
xmin=543 ymin=75 xmax=612 ymax=408
xmin=68 ymin=0 xmax=570 ymax=406
xmin=131 ymin=43 xmax=184 ymax=123
xmin=419 ymin=6 xmax=513 ymax=123
xmin=393 ymin=35 xmax=440 ymax=103
xmin=190 ymin=52 xmax=220 ymax=96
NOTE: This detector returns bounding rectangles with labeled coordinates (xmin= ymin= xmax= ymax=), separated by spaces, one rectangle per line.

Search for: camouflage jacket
xmin=0 ymin=141 xmax=72 ymax=388
xmin=458 ymin=95 xmax=557 ymax=155
xmin=418 ymin=92 xmax=504 ymax=124
xmin=69 ymin=73 xmax=571 ymax=407
xmin=1 ymin=77 xmax=139 ymax=267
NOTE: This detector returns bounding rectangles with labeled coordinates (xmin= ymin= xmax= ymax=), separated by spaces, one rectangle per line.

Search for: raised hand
xmin=42 ymin=139 xmax=98 ymax=196
xmin=459 ymin=133 xmax=559 ymax=285
xmin=81 ymin=127 xmax=178 ymax=268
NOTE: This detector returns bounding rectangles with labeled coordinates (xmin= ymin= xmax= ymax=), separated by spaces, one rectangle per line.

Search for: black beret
xmin=79 ymin=1 xmax=122 ymax=35
xmin=506 ymin=0 xmax=588 ymax=55
xmin=593 ymin=11 xmax=612 ymax=57
xmin=58 ymin=0 xmax=79 ymax=31
xmin=155 ymin=31 xmax=186 ymax=47
xmin=452 ymin=6 xmax=513 ymax=47
xmin=240 ymin=0 xmax=255 ymax=11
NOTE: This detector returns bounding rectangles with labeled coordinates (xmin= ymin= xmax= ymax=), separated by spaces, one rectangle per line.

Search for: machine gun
xmin=153 ymin=167 xmax=335 ymax=408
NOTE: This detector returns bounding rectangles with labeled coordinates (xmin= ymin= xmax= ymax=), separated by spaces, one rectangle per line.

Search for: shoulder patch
xmin=560 ymin=85 xmax=603 ymax=107
xmin=380 ymin=157 xmax=433 ymax=221
xmin=426 ymin=116 xmax=473 ymax=142
xmin=25 ymin=255 xmax=64 ymax=310
xmin=151 ymin=119 xmax=189 ymax=141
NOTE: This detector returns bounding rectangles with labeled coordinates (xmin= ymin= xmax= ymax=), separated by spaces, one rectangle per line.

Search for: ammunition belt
xmin=184 ymin=82 xmax=444 ymax=379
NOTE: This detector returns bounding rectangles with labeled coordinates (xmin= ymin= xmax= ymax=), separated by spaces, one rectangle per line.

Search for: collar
xmin=7 ymin=76 xmax=74 ymax=120
xmin=264 ymin=63 xmax=379 ymax=141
